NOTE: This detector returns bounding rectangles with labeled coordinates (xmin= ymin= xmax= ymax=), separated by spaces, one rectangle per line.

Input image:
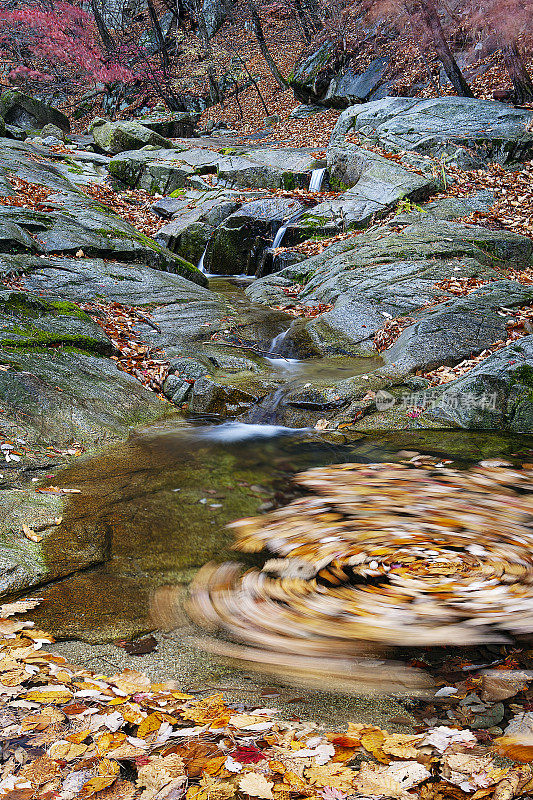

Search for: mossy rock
xmin=0 ymin=290 xmax=112 ymax=354
xmin=90 ymin=119 xmax=173 ymax=155
xmin=0 ymin=90 xmax=69 ymax=133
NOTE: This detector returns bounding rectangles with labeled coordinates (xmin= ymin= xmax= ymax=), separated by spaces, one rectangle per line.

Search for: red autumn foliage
xmin=0 ymin=0 xmax=134 ymax=89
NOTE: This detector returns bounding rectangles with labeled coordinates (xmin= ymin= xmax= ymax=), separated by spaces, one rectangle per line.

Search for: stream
xmin=25 ymin=268 xmax=533 ymax=724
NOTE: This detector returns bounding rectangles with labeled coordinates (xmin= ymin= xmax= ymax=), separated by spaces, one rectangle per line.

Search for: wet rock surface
xmin=206 ymin=196 xmax=307 ymax=275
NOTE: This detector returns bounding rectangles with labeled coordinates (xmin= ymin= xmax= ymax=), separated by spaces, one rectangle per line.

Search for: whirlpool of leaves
xmin=188 ymin=463 xmax=533 ymax=682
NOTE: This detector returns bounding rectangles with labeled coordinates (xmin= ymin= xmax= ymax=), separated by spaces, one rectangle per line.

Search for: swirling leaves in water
xmin=188 ymin=462 xmax=533 ymax=691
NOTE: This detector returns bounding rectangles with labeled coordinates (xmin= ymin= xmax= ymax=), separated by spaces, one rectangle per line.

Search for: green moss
xmin=513 ymin=364 xmax=533 ymax=389
xmin=0 ymin=292 xmax=84 ymax=318
xmin=282 ymin=172 xmax=296 ymax=190
xmin=299 ymin=215 xmax=329 ymax=229
xmin=1 ymin=331 xmax=105 ymax=352
xmin=170 ymin=189 xmax=185 ymax=197
xmin=396 ymin=198 xmax=426 ymax=214
xmin=48 ymin=300 xmax=87 ymax=319
xmin=329 ymin=175 xmax=349 ymax=192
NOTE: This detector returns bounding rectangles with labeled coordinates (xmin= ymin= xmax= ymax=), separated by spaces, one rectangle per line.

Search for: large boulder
xmin=331 ymin=96 xmax=533 ymax=167
xmin=323 ymin=58 xmax=390 ymax=108
xmin=382 ymin=281 xmax=533 ymax=376
xmin=139 ymin=112 xmax=200 ymax=138
xmin=216 ymin=148 xmax=324 ymax=190
xmin=289 ymin=42 xmax=337 ymax=105
xmin=0 ymin=289 xmax=171 ymax=450
xmin=202 ymin=0 xmax=231 ymax=37
xmin=298 ymin=220 xmax=533 ymax=304
xmin=205 ymin=197 xmax=307 ymax=275
xmin=289 ymin=43 xmax=389 ymax=108
xmin=89 ymin=118 xmax=173 ymax=154
xmin=0 ymin=139 xmax=205 ymax=284
xmin=110 ymin=144 xmax=325 ymax=194
xmin=153 ymin=188 xmax=245 ymax=263
xmin=422 ymin=336 xmax=533 ymax=433
xmin=1 ymin=255 xmax=212 ymax=307
xmin=297 ymin=147 xmax=434 ymax=234
xmin=0 ymin=490 xmax=106 ymax=597
xmin=0 ymin=290 xmax=111 ymax=354
xmin=0 ymin=202 xmax=203 ymax=283
xmin=249 ymin=218 xmax=533 ymax=363
xmin=0 ymin=90 xmax=70 ymax=134
xmin=109 ymin=148 xmax=197 ymax=193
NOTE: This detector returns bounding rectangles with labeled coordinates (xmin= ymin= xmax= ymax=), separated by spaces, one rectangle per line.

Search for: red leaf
xmin=231 ymin=746 xmax=266 ymax=764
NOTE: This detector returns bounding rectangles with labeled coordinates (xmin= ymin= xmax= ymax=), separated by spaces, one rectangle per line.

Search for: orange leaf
xmin=137 ymin=712 xmax=162 ymax=739
xmin=202 ymin=756 xmax=227 ymax=776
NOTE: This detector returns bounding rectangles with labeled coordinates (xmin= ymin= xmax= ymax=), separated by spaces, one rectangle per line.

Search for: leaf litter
xmin=6 ymin=464 xmax=533 ymax=798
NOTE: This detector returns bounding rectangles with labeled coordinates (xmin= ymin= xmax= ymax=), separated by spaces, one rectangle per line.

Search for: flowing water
xmin=32 ymin=424 xmax=533 ymax=643
xmin=26 ymin=258 xmax=533 ymax=722
xmin=309 ymin=166 xmax=327 ymax=192
xmin=30 ymin=420 xmax=533 ymax=723
xmin=197 ymin=167 xmax=325 ymax=277
xmin=197 ymin=244 xmax=208 ymax=274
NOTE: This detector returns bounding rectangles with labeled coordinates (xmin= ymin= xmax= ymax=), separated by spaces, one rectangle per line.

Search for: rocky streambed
xmin=1 ymin=92 xmax=533 ymax=661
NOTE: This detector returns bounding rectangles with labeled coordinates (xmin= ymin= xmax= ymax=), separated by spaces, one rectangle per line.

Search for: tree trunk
xmin=90 ymin=0 xmax=116 ymax=54
xmin=146 ymin=0 xmax=170 ymax=75
xmin=502 ymin=40 xmax=533 ymax=104
xmin=207 ymin=64 xmax=221 ymax=105
xmin=413 ymin=0 xmax=474 ymax=97
xmin=247 ymin=0 xmax=288 ymax=89
xmin=292 ymin=0 xmax=315 ymax=42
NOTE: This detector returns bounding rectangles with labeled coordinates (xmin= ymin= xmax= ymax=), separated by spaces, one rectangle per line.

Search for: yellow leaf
xmin=239 ymin=771 xmax=275 ymax=799
xmin=353 ymin=762 xmax=430 ymax=800
xmin=81 ymin=775 xmax=118 ymax=796
xmin=137 ymin=712 xmax=162 ymax=739
xmin=305 ymin=763 xmax=355 ymax=791
xmin=283 ymin=771 xmax=307 ymax=792
xmin=202 ymin=756 xmax=227 ymax=776
xmin=25 ymin=687 xmax=73 ymax=704
xmin=382 ymin=733 xmax=423 ymax=759
xmin=361 ymin=730 xmax=389 ymax=763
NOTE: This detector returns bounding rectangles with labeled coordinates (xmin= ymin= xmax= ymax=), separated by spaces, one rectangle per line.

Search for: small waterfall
xmin=270 ymin=206 xmax=307 ymax=253
xmin=268 ymin=328 xmax=289 ymax=354
xmin=272 ymin=224 xmax=288 ymax=249
xmin=309 ymin=167 xmax=326 ymax=192
xmin=197 ymin=244 xmax=208 ymax=274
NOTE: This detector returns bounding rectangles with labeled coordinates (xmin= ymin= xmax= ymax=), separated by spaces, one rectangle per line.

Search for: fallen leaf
xmin=305 ymin=763 xmax=354 ymax=791
xmin=353 ymin=761 xmax=430 ymax=800
xmin=22 ymin=524 xmax=43 ymax=543
xmin=239 ymin=771 xmax=275 ymax=799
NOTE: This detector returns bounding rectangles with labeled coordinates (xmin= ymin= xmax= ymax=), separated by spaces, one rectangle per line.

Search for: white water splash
xmin=194 ymin=422 xmax=308 ymax=442
xmin=309 ymin=167 xmax=326 ymax=192
xmin=265 ymin=356 xmax=300 ymax=370
xmin=268 ymin=328 xmax=289 ymax=354
xmin=272 ymin=224 xmax=288 ymax=249
xmin=197 ymin=244 xmax=208 ymax=274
